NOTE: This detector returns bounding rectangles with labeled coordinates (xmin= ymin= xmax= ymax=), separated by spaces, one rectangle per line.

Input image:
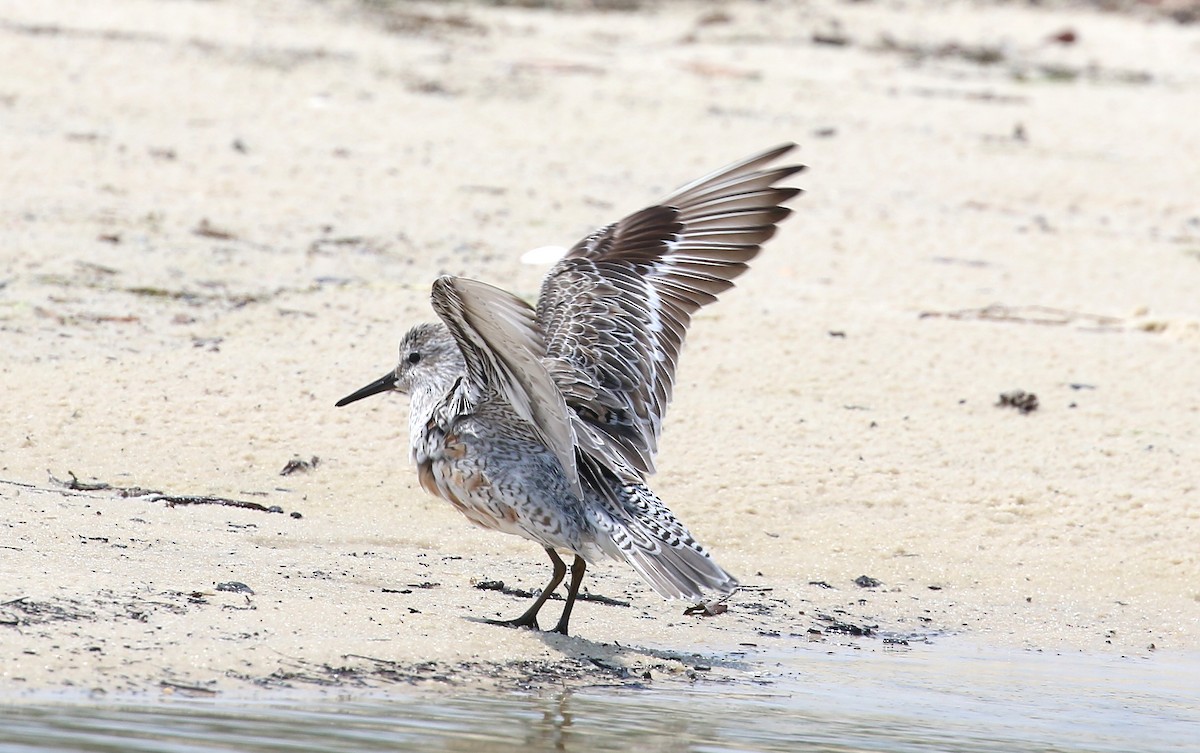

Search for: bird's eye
xmin=406 ymin=352 xmax=421 ymax=365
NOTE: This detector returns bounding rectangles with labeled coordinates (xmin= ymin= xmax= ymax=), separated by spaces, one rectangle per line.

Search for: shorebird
xmin=337 ymin=144 xmax=803 ymax=635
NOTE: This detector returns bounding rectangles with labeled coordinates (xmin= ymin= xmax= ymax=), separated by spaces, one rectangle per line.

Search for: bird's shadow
xmin=463 ymin=615 xmax=754 ymax=675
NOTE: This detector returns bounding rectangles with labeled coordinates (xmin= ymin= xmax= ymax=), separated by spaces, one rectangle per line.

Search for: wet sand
xmin=2 ymin=0 xmax=1198 ymax=695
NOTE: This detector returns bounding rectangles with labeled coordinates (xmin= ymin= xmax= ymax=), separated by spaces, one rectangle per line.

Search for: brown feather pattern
xmin=536 ymin=143 xmax=804 ymax=477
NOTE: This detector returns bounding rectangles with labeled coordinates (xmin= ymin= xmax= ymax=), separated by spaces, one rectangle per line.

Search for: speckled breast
xmin=415 ymin=429 xmax=525 ymax=536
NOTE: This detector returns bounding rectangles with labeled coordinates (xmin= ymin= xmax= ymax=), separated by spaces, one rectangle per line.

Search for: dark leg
xmin=486 ymin=547 xmax=566 ymax=630
xmin=551 ymin=556 xmax=587 ymax=636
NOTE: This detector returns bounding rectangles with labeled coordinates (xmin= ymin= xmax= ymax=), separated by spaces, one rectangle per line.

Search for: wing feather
xmin=430 ymin=276 xmax=583 ymax=498
xmin=536 ymin=143 xmax=804 ymax=477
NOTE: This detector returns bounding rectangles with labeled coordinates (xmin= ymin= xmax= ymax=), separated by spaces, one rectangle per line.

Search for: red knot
xmin=337 ymin=144 xmax=804 ymax=635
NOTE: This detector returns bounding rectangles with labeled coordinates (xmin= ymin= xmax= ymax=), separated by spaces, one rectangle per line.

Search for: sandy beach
xmin=2 ymin=0 xmax=1198 ymax=696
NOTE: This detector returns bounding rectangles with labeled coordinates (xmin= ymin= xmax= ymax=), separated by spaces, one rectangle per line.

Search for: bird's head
xmin=335 ymin=322 xmax=464 ymax=407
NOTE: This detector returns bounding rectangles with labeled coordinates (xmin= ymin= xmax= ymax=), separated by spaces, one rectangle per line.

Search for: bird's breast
xmin=414 ymin=428 xmax=521 ymax=533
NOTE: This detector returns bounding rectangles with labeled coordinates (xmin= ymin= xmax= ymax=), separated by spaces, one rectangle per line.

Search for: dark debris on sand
xmin=997 ymin=390 xmax=1039 ymax=414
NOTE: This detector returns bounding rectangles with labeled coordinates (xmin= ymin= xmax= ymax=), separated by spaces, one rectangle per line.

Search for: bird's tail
xmin=586 ymin=467 xmax=738 ymax=600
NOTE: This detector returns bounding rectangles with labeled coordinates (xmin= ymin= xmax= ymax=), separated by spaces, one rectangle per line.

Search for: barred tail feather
xmin=584 ymin=460 xmax=738 ymax=599
xmin=618 ymin=529 xmax=740 ymax=600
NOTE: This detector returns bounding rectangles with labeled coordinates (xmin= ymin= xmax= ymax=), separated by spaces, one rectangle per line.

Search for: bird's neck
xmin=407 ymin=374 xmax=469 ymax=461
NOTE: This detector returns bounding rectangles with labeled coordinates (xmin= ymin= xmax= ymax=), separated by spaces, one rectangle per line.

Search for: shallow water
xmin=3 ymin=641 xmax=1197 ymax=753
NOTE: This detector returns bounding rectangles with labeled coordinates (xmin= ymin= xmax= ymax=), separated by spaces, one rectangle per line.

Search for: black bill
xmin=335 ymin=372 xmax=397 ymax=407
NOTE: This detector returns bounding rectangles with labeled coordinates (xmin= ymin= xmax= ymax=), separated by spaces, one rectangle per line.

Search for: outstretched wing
xmin=429 ymin=275 xmax=583 ymax=499
xmin=537 ymin=143 xmax=804 ymax=477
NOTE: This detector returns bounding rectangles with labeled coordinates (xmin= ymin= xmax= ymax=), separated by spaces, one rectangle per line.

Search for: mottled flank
xmin=338 ymin=145 xmax=803 ymax=635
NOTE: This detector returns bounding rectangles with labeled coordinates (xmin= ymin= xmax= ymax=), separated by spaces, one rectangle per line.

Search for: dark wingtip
xmin=765 ymin=142 xmax=799 ymax=158
xmin=777 ymin=186 xmax=804 ymax=203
